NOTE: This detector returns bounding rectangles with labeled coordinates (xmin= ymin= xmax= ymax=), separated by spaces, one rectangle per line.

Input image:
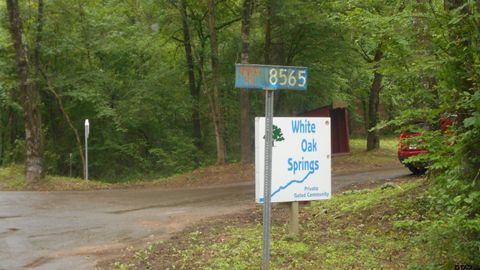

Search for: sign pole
xmin=262 ymin=89 xmax=274 ymax=270
xmin=234 ymin=63 xmax=309 ymax=270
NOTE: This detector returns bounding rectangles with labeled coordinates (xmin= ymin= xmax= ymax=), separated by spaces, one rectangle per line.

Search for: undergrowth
xmin=110 ymin=178 xmax=478 ymax=270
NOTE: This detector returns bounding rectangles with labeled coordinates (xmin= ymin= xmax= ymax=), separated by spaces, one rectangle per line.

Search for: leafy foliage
xmin=0 ymin=0 xmax=361 ymax=179
xmin=369 ymin=0 xmax=480 ymax=264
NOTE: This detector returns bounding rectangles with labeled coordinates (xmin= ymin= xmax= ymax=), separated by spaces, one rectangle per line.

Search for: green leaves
xmin=272 ymin=125 xmax=285 ymax=142
xmin=464 ymin=112 xmax=480 ymax=128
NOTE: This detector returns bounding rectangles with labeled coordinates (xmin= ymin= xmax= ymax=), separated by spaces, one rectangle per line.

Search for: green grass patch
xmin=333 ymin=137 xmax=400 ymax=174
xmin=349 ymin=136 xmax=398 ymax=153
xmin=1 ymin=137 xmax=401 ymax=191
xmin=0 ymin=164 xmax=112 ymax=191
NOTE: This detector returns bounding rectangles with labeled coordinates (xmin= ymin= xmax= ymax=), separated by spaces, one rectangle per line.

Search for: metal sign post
xmin=84 ymin=119 xmax=89 ymax=181
xmin=235 ymin=63 xmax=308 ymax=270
xmin=262 ymin=89 xmax=274 ymax=270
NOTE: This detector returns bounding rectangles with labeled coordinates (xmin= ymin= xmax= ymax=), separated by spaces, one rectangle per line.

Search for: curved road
xmin=0 ymin=167 xmax=409 ymax=269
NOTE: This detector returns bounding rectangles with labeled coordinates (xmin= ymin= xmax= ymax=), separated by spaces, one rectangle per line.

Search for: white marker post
xmin=84 ymin=119 xmax=89 ymax=181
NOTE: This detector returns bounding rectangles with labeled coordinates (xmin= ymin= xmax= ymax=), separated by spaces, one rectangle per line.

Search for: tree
xmin=366 ymin=48 xmax=383 ymax=150
xmin=207 ymin=0 xmax=227 ymax=164
xmin=0 ymin=0 xmax=383 ymax=179
xmin=5 ymin=0 xmax=45 ymax=184
xmin=240 ymin=0 xmax=254 ymax=164
xmin=179 ymin=0 xmax=202 ymax=152
xmin=338 ymin=1 xmax=407 ymax=151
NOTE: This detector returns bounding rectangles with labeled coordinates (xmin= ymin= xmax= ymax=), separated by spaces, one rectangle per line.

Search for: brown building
xmin=300 ymin=104 xmax=350 ymax=154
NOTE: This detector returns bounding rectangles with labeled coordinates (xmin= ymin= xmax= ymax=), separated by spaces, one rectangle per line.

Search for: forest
xmin=0 ymin=0 xmax=475 ymax=179
xmin=0 ymin=0 xmax=461 ymax=180
xmin=1 ymin=0 xmax=479 ymax=266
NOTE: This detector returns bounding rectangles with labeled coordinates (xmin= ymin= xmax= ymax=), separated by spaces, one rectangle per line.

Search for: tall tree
xmin=366 ymin=48 xmax=383 ymax=151
xmin=207 ymin=0 xmax=227 ymax=164
xmin=179 ymin=0 xmax=202 ymax=151
xmin=240 ymin=0 xmax=253 ymax=164
xmin=339 ymin=1 xmax=404 ymax=151
xmin=6 ymin=0 xmax=45 ymax=183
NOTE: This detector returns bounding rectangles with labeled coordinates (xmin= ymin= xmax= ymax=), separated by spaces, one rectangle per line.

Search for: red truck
xmin=398 ymin=117 xmax=454 ymax=175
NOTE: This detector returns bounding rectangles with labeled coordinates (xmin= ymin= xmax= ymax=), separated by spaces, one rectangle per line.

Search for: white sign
xmin=255 ymin=117 xmax=331 ymax=203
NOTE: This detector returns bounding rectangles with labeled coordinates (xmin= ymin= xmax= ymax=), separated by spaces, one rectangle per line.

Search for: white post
xmin=84 ymin=119 xmax=89 ymax=181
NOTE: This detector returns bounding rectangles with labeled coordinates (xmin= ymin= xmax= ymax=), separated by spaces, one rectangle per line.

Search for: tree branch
xmin=39 ymin=68 xmax=86 ymax=178
xmin=171 ymin=35 xmax=184 ymax=43
xmin=216 ymin=17 xmax=241 ymax=30
xmin=355 ymin=43 xmax=374 ymax=63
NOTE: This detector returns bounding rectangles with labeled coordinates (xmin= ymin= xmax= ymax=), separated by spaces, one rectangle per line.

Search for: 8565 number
xmin=269 ymin=68 xmax=306 ymax=88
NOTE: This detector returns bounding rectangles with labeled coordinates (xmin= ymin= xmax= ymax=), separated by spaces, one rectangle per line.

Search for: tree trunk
xmin=361 ymin=98 xmax=368 ymax=134
xmin=366 ymin=48 xmax=383 ymax=151
xmin=264 ymin=0 xmax=272 ymax=64
xmin=263 ymin=0 xmax=288 ymax=115
xmin=240 ymin=0 xmax=253 ymax=164
xmin=6 ymin=0 xmax=45 ymax=183
xmin=180 ymin=0 xmax=202 ymax=151
xmin=207 ymin=0 xmax=227 ymax=164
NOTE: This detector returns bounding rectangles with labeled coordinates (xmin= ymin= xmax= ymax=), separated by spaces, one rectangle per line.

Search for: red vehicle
xmin=398 ymin=117 xmax=454 ymax=175
xmin=398 ymin=132 xmax=428 ymax=174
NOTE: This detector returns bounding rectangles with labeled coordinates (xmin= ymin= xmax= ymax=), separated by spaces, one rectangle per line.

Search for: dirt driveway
xmin=0 ymin=167 xmax=409 ymax=269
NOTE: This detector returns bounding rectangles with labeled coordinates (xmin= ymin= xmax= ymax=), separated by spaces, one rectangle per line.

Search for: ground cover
xmin=0 ymin=137 xmax=401 ymax=191
xmin=0 ymin=163 xmax=253 ymax=191
xmin=106 ymin=177 xmax=441 ymax=269
xmin=332 ymin=137 xmax=400 ymax=174
xmin=0 ymin=165 xmax=112 ymax=191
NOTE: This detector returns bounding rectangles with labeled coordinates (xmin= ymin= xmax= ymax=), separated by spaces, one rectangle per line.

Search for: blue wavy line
xmin=259 ymin=171 xmax=314 ymax=202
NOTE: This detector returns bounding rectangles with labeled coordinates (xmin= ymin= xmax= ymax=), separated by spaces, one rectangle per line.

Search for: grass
xmin=0 ymin=163 xmax=255 ymax=191
xmin=0 ymin=164 xmax=112 ymax=191
xmin=332 ymin=136 xmax=400 ymax=174
xmin=107 ymin=177 xmax=454 ymax=270
xmin=349 ymin=136 xmax=398 ymax=152
xmin=0 ymin=137 xmax=400 ymax=191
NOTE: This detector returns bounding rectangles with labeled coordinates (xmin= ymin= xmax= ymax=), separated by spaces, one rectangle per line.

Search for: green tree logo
xmin=263 ymin=125 xmax=285 ymax=146
xmin=272 ymin=125 xmax=284 ymax=146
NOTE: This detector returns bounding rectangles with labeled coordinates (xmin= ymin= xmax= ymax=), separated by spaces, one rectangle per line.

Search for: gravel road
xmin=0 ymin=167 xmax=409 ymax=269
